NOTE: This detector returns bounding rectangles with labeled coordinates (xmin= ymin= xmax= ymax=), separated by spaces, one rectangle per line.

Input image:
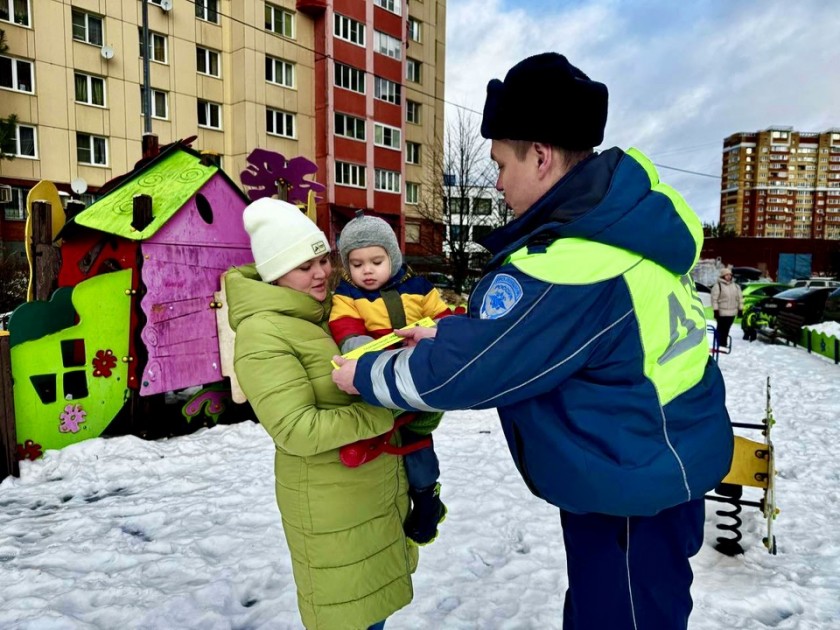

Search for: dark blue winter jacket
xmin=353 ymin=147 xmax=734 ymax=516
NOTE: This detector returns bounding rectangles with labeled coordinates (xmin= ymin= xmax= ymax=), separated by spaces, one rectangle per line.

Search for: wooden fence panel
xmin=0 ymin=333 xmax=19 ymax=480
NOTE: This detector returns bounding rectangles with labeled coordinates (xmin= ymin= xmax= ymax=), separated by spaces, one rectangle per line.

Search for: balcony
xmin=296 ymin=0 xmax=326 ymax=16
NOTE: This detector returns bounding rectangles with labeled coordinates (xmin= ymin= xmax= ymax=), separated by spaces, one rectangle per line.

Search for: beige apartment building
xmin=0 ymin=0 xmax=447 ymax=258
xmin=720 ymin=128 xmax=840 ymax=240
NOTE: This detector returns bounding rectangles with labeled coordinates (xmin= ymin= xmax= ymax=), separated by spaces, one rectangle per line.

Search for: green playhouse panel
xmin=11 ymin=269 xmax=133 ymax=457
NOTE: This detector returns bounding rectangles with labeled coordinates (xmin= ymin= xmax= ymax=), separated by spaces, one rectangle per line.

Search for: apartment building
xmin=0 ymin=0 xmax=446 ymax=258
xmin=308 ymin=0 xmax=446 ymax=249
xmin=720 ymin=128 xmax=840 ymax=240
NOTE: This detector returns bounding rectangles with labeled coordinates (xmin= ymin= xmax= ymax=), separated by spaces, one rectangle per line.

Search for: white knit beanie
xmin=243 ymin=198 xmax=330 ymax=283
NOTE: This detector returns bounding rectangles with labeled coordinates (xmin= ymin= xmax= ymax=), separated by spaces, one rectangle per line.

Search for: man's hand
xmin=713 ymin=310 xmax=720 ymax=320
xmin=394 ymin=325 xmax=438 ymax=347
xmin=332 ymin=356 xmax=360 ymax=395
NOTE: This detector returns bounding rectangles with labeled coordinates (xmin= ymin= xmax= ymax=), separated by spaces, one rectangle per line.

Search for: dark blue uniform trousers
xmin=560 ymin=499 xmax=705 ymax=629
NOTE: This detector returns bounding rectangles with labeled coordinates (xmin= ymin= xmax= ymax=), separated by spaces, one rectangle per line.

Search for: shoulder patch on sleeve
xmin=479 ymin=273 xmax=524 ymax=319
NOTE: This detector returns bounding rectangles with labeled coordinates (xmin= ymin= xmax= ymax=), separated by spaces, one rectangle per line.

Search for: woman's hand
xmin=332 ymin=356 xmax=360 ymax=395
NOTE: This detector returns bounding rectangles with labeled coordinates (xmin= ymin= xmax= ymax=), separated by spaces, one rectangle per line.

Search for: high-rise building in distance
xmin=720 ymin=128 xmax=840 ymax=239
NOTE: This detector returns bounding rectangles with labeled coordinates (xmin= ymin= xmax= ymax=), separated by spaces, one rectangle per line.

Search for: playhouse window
xmin=64 ymin=371 xmax=89 ymax=400
xmin=30 ymin=374 xmax=57 ymax=404
xmin=60 ymin=339 xmax=86 ymax=367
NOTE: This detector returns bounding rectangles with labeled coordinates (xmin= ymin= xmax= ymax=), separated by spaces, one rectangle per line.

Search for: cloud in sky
xmin=445 ymin=0 xmax=840 ymax=223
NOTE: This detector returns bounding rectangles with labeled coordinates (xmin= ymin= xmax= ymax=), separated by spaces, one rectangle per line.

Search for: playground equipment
xmin=5 ymin=142 xmax=323 ymax=462
xmin=705 ymin=376 xmax=778 ymax=555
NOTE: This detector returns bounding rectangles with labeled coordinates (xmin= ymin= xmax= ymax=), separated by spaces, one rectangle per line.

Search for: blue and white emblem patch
xmin=480 ymin=273 xmax=524 ymax=319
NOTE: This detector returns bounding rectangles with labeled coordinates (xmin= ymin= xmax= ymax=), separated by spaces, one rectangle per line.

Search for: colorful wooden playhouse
xmin=9 ymin=141 xmax=254 ymax=458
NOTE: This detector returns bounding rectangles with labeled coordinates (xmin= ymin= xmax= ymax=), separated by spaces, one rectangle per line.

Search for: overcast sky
xmin=444 ymin=0 xmax=840 ymax=224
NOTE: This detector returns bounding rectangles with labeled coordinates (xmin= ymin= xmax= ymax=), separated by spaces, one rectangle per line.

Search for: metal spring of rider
xmin=713 ymin=482 xmax=745 ymax=556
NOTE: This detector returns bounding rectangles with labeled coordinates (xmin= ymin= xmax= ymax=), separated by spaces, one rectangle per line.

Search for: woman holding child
xmin=225 ymin=198 xmax=417 ymax=630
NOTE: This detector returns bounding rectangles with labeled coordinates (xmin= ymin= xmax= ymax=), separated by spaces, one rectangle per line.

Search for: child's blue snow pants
xmin=560 ymin=498 xmax=704 ymax=630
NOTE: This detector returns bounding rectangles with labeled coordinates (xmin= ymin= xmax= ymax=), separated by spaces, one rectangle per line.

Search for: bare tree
xmin=415 ymin=109 xmax=512 ymax=293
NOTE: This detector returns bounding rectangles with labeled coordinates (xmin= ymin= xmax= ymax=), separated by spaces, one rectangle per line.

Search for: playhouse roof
xmin=71 ymin=142 xmax=248 ymax=241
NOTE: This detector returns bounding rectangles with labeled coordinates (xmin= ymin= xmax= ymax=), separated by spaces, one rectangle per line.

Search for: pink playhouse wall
xmin=139 ymin=175 xmax=252 ymax=396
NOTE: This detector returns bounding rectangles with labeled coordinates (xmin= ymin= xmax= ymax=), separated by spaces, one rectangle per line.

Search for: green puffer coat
xmin=225 ymin=265 xmax=418 ymax=630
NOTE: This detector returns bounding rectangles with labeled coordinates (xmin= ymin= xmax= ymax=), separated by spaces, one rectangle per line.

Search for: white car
xmin=791 ymin=278 xmax=840 ymax=289
xmin=695 ymin=282 xmax=712 ymax=310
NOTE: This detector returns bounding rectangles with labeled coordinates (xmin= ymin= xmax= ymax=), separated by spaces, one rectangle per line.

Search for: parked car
xmin=731 ymin=266 xmax=763 ymax=285
xmin=823 ymin=287 xmax=840 ymax=323
xmin=791 ymin=277 xmax=840 ymax=289
xmin=694 ymin=281 xmax=713 ymax=319
xmin=742 ymin=287 xmax=835 ymax=336
xmin=741 ymin=282 xmax=790 ymax=312
xmin=424 ymin=272 xmax=455 ymax=291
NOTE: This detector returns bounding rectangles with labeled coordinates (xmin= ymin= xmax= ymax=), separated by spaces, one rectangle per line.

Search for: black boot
xmin=404 ymin=482 xmax=446 ymax=545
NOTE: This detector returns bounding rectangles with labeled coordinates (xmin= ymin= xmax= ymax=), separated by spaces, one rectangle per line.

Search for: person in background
xmin=332 ymin=52 xmax=733 ymax=630
xmin=226 ymin=198 xmax=417 ymax=630
xmin=711 ymin=267 xmax=744 ymax=349
xmin=330 ymin=211 xmax=452 ymax=545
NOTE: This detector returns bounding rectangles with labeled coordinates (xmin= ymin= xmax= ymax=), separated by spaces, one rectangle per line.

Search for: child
xmin=330 ymin=211 xmax=453 ymax=545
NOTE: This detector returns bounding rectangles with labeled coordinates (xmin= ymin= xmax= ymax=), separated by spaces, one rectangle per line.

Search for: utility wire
xmin=175 ymin=1 xmax=826 ymax=185
xmin=654 ymin=164 xmax=720 ymax=179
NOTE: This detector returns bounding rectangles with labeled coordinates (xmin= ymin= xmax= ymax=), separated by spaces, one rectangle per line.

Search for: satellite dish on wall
xmin=160 ymin=0 xmax=173 ymax=11
xmin=100 ymin=45 xmax=115 ymax=60
xmin=71 ymin=178 xmax=88 ymax=195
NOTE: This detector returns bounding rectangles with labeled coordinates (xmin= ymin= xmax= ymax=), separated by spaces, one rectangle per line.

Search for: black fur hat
xmin=480 ymin=52 xmax=608 ymax=150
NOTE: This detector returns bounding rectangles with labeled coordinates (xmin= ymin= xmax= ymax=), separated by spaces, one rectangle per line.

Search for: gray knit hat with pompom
xmin=338 ymin=211 xmax=403 ymax=275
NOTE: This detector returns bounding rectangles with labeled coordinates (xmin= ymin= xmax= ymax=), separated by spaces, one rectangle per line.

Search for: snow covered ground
xmin=2 ymin=334 xmax=840 ymax=629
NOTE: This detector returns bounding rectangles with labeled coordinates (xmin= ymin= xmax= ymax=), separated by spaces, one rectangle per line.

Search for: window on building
xmin=266 ymin=108 xmax=295 ymax=138
xmin=0 ymin=0 xmax=29 ymax=26
xmin=374 ymin=76 xmax=400 ymax=104
xmin=3 ymin=186 xmax=29 ymax=221
xmin=195 ymin=0 xmax=218 ymax=23
xmin=405 ymin=222 xmax=420 ymax=243
xmin=374 ymin=31 xmax=401 ymax=60
xmin=334 ymin=13 xmax=364 ymax=46
xmin=375 ymin=168 xmax=400 ymax=193
xmin=406 ymin=100 xmax=421 ymax=124
xmin=407 ymin=17 xmax=422 ymax=42
xmin=197 ymin=46 xmax=220 ymax=76
xmin=265 ymin=3 xmax=294 ymax=38
xmin=406 ymin=141 xmax=421 ymax=164
xmin=335 ymin=113 xmax=365 ymax=141
xmin=473 ymin=198 xmax=492 ymax=215
xmin=76 ymin=132 xmax=107 ymax=166
xmin=472 ymin=224 xmax=493 ymax=241
xmin=138 ymin=28 xmax=167 ymax=63
xmin=406 ymin=58 xmax=421 ymax=83
xmin=374 ymin=0 xmax=401 ymax=16
xmin=72 ymin=10 xmax=103 ymax=46
xmin=1 ymin=122 xmax=35 ymax=158
xmin=140 ymin=87 xmax=168 ymax=119
xmin=336 ymin=161 xmax=366 ymax=188
xmin=335 ymin=63 xmax=365 ymax=93
xmin=265 ymin=56 xmax=295 ymax=88
xmin=448 ymin=224 xmax=463 ymax=241
xmin=374 ymin=123 xmax=401 ymax=150
xmin=197 ymin=100 xmax=221 ymax=129
xmin=0 ymin=55 xmax=33 ymax=93
xmin=406 ymin=182 xmax=420 ymax=205
xmin=75 ymin=73 xmax=106 ymax=106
